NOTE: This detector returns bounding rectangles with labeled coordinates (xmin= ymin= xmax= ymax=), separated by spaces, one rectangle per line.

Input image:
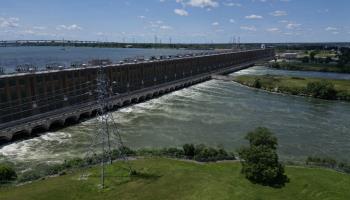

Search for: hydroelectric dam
xmin=0 ymin=49 xmax=274 ymax=142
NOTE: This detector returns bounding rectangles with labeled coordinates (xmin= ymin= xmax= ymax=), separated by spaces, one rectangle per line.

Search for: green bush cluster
xmin=306 ymin=156 xmax=350 ymax=174
xmin=0 ymin=164 xmax=17 ymax=184
xmin=137 ymin=144 xmax=235 ymax=162
xmin=305 ymin=81 xmax=337 ymax=99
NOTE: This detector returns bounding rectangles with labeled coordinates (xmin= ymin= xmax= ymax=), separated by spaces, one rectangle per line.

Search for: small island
xmin=234 ymin=75 xmax=350 ymax=101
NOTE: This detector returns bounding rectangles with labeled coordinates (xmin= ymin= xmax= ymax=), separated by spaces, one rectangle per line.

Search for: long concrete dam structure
xmin=0 ymin=49 xmax=274 ymax=141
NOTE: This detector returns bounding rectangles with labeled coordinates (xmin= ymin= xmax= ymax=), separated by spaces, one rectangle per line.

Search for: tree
xmin=309 ymin=51 xmax=317 ymax=63
xmin=301 ymin=56 xmax=309 ymax=63
xmin=0 ymin=164 xmax=17 ymax=183
xmin=183 ymin=144 xmax=195 ymax=158
xmin=252 ymin=79 xmax=262 ymax=89
xmin=306 ymin=81 xmax=337 ymax=100
xmin=238 ymin=127 xmax=289 ymax=187
xmin=338 ymin=47 xmax=350 ymax=66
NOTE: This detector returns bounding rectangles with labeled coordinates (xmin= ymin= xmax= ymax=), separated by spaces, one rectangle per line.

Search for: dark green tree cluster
xmin=239 ymin=127 xmax=289 ymax=187
xmin=0 ymin=164 xmax=17 ymax=184
xmin=305 ymin=81 xmax=337 ymax=100
xmin=252 ymin=79 xmax=262 ymax=89
xmin=338 ymin=47 xmax=350 ymax=66
xmin=306 ymin=156 xmax=350 ymax=173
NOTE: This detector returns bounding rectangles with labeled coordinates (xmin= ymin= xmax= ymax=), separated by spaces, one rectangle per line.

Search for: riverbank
xmin=234 ymin=75 xmax=350 ymax=101
xmin=270 ymin=62 xmax=350 ymax=73
xmin=1 ymin=157 xmax=350 ymax=200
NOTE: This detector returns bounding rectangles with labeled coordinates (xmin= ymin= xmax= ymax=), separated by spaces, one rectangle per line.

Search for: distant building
xmin=281 ymin=53 xmax=298 ymax=60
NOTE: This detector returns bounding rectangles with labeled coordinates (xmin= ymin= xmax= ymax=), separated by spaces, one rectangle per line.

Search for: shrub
xmin=301 ymin=56 xmax=309 ymax=63
xmin=252 ymin=79 xmax=262 ymax=89
xmin=306 ymin=81 xmax=337 ymax=100
xmin=239 ymin=127 xmax=289 ymax=187
xmin=0 ymin=164 xmax=17 ymax=183
xmin=183 ymin=144 xmax=195 ymax=158
xmin=18 ymin=171 xmax=41 ymax=183
xmin=163 ymin=147 xmax=184 ymax=158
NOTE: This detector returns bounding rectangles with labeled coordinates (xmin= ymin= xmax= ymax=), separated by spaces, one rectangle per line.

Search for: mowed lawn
xmin=1 ymin=158 xmax=350 ymax=200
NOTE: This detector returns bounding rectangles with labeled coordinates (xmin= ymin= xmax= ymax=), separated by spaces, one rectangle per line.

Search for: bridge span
xmin=0 ymin=49 xmax=274 ymax=142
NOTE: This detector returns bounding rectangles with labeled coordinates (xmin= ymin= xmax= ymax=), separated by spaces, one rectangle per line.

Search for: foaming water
xmin=1 ymin=68 xmax=350 ymax=171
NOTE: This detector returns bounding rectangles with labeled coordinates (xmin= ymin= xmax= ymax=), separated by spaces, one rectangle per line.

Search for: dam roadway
xmin=0 ymin=49 xmax=274 ymax=141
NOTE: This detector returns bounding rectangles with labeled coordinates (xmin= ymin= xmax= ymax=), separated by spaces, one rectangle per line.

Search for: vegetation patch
xmin=234 ymin=75 xmax=350 ymax=101
xmin=270 ymin=62 xmax=350 ymax=73
xmin=1 ymin=144 xmax=235 ymax=185
xmin=238 ymin=127 xmax=289 ymax=188
xmin=1 ymin=158 xmax=350 ymax=200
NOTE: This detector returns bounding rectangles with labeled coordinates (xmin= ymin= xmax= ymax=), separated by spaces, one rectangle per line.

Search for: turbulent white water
xmin=1 ymin=66 xmax=350 ymax=171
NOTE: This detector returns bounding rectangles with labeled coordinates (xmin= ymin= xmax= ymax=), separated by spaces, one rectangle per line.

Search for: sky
xmin=0 ymin=0 xmax=349 ymax=43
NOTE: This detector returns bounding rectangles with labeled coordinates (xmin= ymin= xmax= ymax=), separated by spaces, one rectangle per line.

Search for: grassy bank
xmin=234 ymin=75 xmax=350 ymax=101
xmin=1 ymin=158 xmax=350 ymax=200
xmin=270 ymin=62 xmax=350 ymax=73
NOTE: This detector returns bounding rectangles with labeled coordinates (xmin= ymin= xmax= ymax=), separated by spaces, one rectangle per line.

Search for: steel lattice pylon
xmin=82 ymin=66 xmax=132 ymax=189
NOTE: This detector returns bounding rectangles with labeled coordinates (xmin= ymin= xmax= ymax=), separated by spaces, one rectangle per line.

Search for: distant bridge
xmin=0 ymin=49 xmax=274 ymax=142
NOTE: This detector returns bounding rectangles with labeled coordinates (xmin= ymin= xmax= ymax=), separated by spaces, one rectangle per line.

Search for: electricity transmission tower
xmin=83 ymin=66 xmax=132 ymax=189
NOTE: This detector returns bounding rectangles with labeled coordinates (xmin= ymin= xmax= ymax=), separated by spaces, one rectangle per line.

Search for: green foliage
xmin=183 ymin=144 xmax=195 ymax=158
xmin=270 ymin=62 xmax=281 ymax=69
xmin=301 ymin=56 xmax=309 ymax=63
xmin=239 ymin=127 xmax=289 ymax=187
xmin=0 ymin=164 xmax=17 ymax=183
xmin=306 ymin=81 xmax=337 ymax=99
xmin=325 ymin=56 xmax=332 ymax=64
xmin=305 ymin=156 xmax=350 ymax=174
xmin=338 ymin=47 xmax=350 ymax=66
xmin=309 ymin=51 xmax=317 ymax=62
xmin=245 ymin=127 xmax=277 ymax=150
xmin=252 ymin=79 xmax=262 ymax=89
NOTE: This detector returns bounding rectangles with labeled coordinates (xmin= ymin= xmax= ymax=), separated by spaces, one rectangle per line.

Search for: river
xmin=0 ymin=48 xmax=350 ymax=173
xmin=0 ymin=46 xmax=203 ymax=73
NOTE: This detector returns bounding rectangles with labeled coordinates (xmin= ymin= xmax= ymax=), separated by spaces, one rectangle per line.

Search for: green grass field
xmin=1 ymin=158 xmax=350 ymax=200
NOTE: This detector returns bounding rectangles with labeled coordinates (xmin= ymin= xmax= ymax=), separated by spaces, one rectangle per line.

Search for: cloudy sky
xmin=0 ymin=0 xmax=349 ymax=43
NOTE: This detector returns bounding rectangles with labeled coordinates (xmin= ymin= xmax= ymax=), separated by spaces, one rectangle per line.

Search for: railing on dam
xmin=0 ymin=49 xmax=274 ymax=140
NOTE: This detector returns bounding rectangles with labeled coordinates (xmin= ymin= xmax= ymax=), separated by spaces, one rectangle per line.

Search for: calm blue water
xmin=0 ymin=46 xmax=203 ymax=73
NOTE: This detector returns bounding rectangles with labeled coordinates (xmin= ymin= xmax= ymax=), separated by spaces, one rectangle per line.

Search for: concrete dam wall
xmin=0 ymin=49 xmax=275 ymax=141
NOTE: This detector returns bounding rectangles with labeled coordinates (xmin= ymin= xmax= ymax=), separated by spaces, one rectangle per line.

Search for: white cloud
xmin=279 ymin=20 xmax=289 ymax=23
xmin=286 ymin=23 xmax=301 ymax=29
xmin=223 ymin=2 xmax=241 ymax=7
xmin=0 ymin=17 xmax=20 ymax=28
xmin=187 ymin=0 xmax=219 ymax=8
xmin=160 ymin=25 xmax=173 ymax=30
xmin=229 ymin=19 xmax=236 ymax=23
xmin=212 ymin=22 xmax=219 ymax=26
xmin=32 ymin=26 xmax=46 ymax=30
xmin=138 ymin=15 xmax=146 ymax=19
xmin=245 ymin=14 xmax=263 ymax=19
xmin=325 ymin=27 xmax=338 ymax=31
xmin=174 ymin=8 xmax=189 ymax=16
xmin=240 ymin=26 xmax=257 ymax=31
xmin=56 ymin=24 xmax=82 ymax=31
xmin=270 ymin=10 xmax=287 ymax=17
xmin=267 ymin=28 xmax=280 ymax=33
